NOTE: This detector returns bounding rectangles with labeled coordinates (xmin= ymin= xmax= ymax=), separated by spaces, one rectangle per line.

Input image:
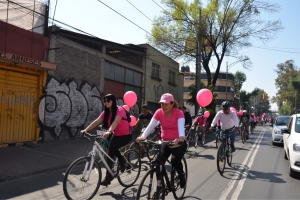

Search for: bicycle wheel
xmin=216 ymin=133 xmax=220 ymax=148
xmin=146 ymin=143 xmax=157 ymax=161
xmin=129 ymin=141 xmax=139 ymax=153
xmin=217 ymin=143 xmax=226 ymax=175
xmin=241 ymin=131 xmax=245 ymax=144
xmin=63 ymin=156 xmax=101 ymax=200
xmin=118 ymin=149 xmax=141 ymax=187
xmin=171 ymin=157 xmax=188 ymax=199
xmin=200 ymin=133 xmax=206 ymax=147
xmin=194 ymin=132 xmax=198 ymax=148
xmin=227 ymin=144 xmax=233 ymax=167
xmin=136 ymin=169 xmax=165 ymax=200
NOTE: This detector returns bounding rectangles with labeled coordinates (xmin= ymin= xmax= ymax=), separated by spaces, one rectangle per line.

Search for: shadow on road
xmin=183 ymin=196 xmax=202 ymax=199
xmin=219 ymin=163 xmax=286 ymax=183
xmin=185 ymin=151 xmax=215 ymax=160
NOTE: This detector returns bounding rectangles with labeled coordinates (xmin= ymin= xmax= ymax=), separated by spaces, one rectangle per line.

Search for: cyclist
xmin=80 ymin=94 xmax=132 ymax=186
xmin=209 ymin=101 xmax=239 ymax=152
xmin=136 ymin=93 xmax=187 ymax=188
xmin=181 ymin=106 xmax=192 ymax=134
xmin=133 ymin=104 xmax=154 ymax=156
xmin=239 ymin=110 xmax=250 ymax=139
xmin=250 ymin=113 xmax=256 ymax=131
xmin=191 ymin=112 xmax=207 ymax=145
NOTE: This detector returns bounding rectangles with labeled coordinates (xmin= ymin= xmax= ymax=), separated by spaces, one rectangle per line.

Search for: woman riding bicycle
xmin=80 ymin=94 xmax=132 ymax=186
xmin=136 ymin=93 xmax=187 ymax=188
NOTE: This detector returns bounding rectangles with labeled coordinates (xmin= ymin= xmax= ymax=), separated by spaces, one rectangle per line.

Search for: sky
xmin=48 ymin=0 xmax=300 ymax=111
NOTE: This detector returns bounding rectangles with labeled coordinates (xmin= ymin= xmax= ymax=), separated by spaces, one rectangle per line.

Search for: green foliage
xmin=148 ymin=0 xmax=281 ymax=88
xmin=274 ymin=60 xmax=300 ymax=114
xmin=234 ymin=70 xmax=246 ymax=94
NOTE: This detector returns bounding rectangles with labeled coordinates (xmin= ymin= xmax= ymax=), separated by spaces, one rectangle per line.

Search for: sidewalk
xmin=0 ymin=132 xmax=139 ymax=183
xmin=0 ymin=137 xmax=96 ymax=182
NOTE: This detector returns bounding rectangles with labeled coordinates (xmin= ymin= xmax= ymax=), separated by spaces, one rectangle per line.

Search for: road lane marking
xmin=231 ymin=128 xmax=265 ymax=200
xmin=219 ymin=128 xmax=266 ymax=200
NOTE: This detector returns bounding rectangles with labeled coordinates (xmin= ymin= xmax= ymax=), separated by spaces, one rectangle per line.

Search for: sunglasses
xmin=104 ymin=99 xmax=111 ymax=103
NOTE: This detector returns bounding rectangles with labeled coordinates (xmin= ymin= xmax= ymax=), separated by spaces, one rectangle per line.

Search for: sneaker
xmin=231 ymin=146 xmax=236 ymax=152
xmin=100 ymin=178 xmax=111 ymax=186
xmin=179 ymin=173 xmax=186 ymax=188
xmin=119 ymin=158 xmax=127 ymax=173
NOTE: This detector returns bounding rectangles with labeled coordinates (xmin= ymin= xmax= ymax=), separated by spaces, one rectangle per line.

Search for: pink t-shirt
xmin=153 ymin=108 xmax=184 ymax=141
xmin=99 ymin=106 xmax=130 ymax=136
xmin=195 ymin=116 xmax=207 ymax=126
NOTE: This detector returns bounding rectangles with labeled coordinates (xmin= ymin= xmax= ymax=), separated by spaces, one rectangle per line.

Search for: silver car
xmin=271 ymin=115 xmax=291 ymax=145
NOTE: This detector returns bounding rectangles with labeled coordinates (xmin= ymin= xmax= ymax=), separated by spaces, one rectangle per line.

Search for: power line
xmin=51 ymin=0 xmax=58 ymax=27
xmin=125 ymin=0 xmax=153 ymax=23
xmin=151 ymin=0 xmax=168 ymax=13
xmin=252 ymin=46 xmax=300 ymax=54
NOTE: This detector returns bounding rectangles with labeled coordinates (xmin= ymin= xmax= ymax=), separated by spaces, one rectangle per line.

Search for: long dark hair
xmin=102 ymin=94 xmax=118 ymax=129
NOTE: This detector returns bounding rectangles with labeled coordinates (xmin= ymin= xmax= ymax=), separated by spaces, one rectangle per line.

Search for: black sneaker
xmin=231 ymin=146 xmax=236 ymax=152
xmin=119 ymin=159 xmax=126 ymax=173
xmin=179 ymin=173 xmax=186 ymax=188
xmin=100 ymin=179 xmax=111 ymax=187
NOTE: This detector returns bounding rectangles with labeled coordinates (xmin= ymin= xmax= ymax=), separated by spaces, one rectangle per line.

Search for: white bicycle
xmin=63 ymin=132 xmax=141 ymax=200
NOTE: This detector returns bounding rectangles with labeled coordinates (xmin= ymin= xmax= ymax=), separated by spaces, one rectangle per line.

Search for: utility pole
xmin=195 ymin=9 xmax=202 ymax=115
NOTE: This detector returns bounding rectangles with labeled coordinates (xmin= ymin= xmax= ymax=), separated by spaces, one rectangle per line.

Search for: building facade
xmin=0 ymin=21 xmax=56 ymax=146
xmin=139 ymin=44 xmax=183 ymax=112
xmin=182 ymin=70 xmax=235 ymax=116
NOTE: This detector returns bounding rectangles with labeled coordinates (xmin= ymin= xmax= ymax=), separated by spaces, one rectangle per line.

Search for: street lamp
xmin=225 ymin=58 xmax=249 ymax=100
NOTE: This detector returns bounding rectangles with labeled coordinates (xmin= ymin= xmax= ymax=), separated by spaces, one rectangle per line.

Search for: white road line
xmin=219 ymin=128 xmax=266 ymax=200
xmin=231 ymin=129 xmax=265 ymax=200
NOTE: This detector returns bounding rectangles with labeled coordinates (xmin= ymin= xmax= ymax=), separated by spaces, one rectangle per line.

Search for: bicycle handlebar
xmin=140 ymin=139 xmax=184 ymax=147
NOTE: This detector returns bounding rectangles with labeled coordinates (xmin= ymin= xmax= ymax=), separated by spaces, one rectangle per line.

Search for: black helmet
xmin=221 ymin=101 xmax=230 ymax=110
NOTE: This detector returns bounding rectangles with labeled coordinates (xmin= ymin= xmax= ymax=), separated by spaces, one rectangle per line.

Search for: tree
xmin=274 ymin=60 xmax=300 ymax=114
xmin=234 ymin=70 xmax=246 ymax=101
xmin=149 ymin=0 xmax=282 ymax=88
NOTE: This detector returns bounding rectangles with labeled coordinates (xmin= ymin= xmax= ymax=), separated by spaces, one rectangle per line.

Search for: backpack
xmin=121 ymin=106 xmax=131 ymax=123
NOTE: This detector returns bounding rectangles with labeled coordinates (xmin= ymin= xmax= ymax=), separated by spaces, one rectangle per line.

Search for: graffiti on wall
xmin=39 ymin=76 xmax=139 ymax=140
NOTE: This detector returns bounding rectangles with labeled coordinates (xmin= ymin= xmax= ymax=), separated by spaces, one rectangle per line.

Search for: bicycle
xmin=240 ymin=125 xmax=247 ymax=144
xmin=63 ymin=133 xmax=141 ymax=200
xmin=136 ymin=140 xmax=188 ymax=199
xmin=129 ymin=126 xmax=161 ymax=161
xmin=197 ymin=126 xmax=206 ymax=147
xmin=215 ymin=128 xmax=221 ymax=148
xmin=216 ymin=127 xmax=234 ymax=175
xmin=186 ymin=126 xmax=198 ymax=150
xmin=250 ymin=123 xmax=255 ymax=134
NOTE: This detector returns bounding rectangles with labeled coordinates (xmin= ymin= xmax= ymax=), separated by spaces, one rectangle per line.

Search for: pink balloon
xmin=204 ymin=111 xmax=210 ymax=118
xmin=122 ymin=105 xmax=130 ymax=111
xmin=196 ymin=89 xmax=213 ymax=107
xmin=230 ymin=107 xmax=237 ymax=113
xmin=124 ymin=91 xmax=137 ymax=107
xmin=129 ymin=115 xmax=136 ymax=127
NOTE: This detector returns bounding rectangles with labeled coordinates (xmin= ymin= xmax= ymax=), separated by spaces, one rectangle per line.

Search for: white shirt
xmin=211 ymin=110 xmax=239 ymax=130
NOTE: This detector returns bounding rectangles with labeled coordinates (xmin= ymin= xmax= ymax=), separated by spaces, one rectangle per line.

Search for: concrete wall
xmin=40 ymin=35 xmax=143 ymax=141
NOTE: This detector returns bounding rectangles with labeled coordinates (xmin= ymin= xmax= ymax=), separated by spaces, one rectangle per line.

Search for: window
xmin=169 ymin=70 xmax=175 ymax=84
xmin=152 ymin=63 xmax=160 ymax=78
xmin=105 ymin=61 xmax=142 ymax=86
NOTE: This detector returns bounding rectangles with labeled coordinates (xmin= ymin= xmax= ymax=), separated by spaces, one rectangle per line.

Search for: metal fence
xmin=0 ymin=0 xmax=47 ymax=35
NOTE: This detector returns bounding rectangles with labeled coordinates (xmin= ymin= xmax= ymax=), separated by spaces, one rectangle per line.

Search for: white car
xmin=282 ymin=114 xmax=300 ymax=177
xmin=271 ymin=115 xmax=291 ymax=145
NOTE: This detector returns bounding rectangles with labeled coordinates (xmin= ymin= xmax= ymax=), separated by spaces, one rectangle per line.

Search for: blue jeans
xmin=220 ymin=130 xmax=235 ymax=147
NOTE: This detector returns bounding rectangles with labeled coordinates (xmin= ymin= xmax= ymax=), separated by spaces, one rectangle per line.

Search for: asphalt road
xmin=1 ymin=126 xmax=299 ymax=200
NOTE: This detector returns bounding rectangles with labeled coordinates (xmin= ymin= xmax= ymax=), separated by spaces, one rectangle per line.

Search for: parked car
xmin=282 ymin=114 xmax=300 ymax=177
xmin=271 ymin=115 xmax=291 ymax=145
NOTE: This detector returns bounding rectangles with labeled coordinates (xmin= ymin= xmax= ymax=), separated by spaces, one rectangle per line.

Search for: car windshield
xmin=275 ymin=116 xmax=290 ymax=126
xmin=296 ymin=117 xmax=300 ymax=133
